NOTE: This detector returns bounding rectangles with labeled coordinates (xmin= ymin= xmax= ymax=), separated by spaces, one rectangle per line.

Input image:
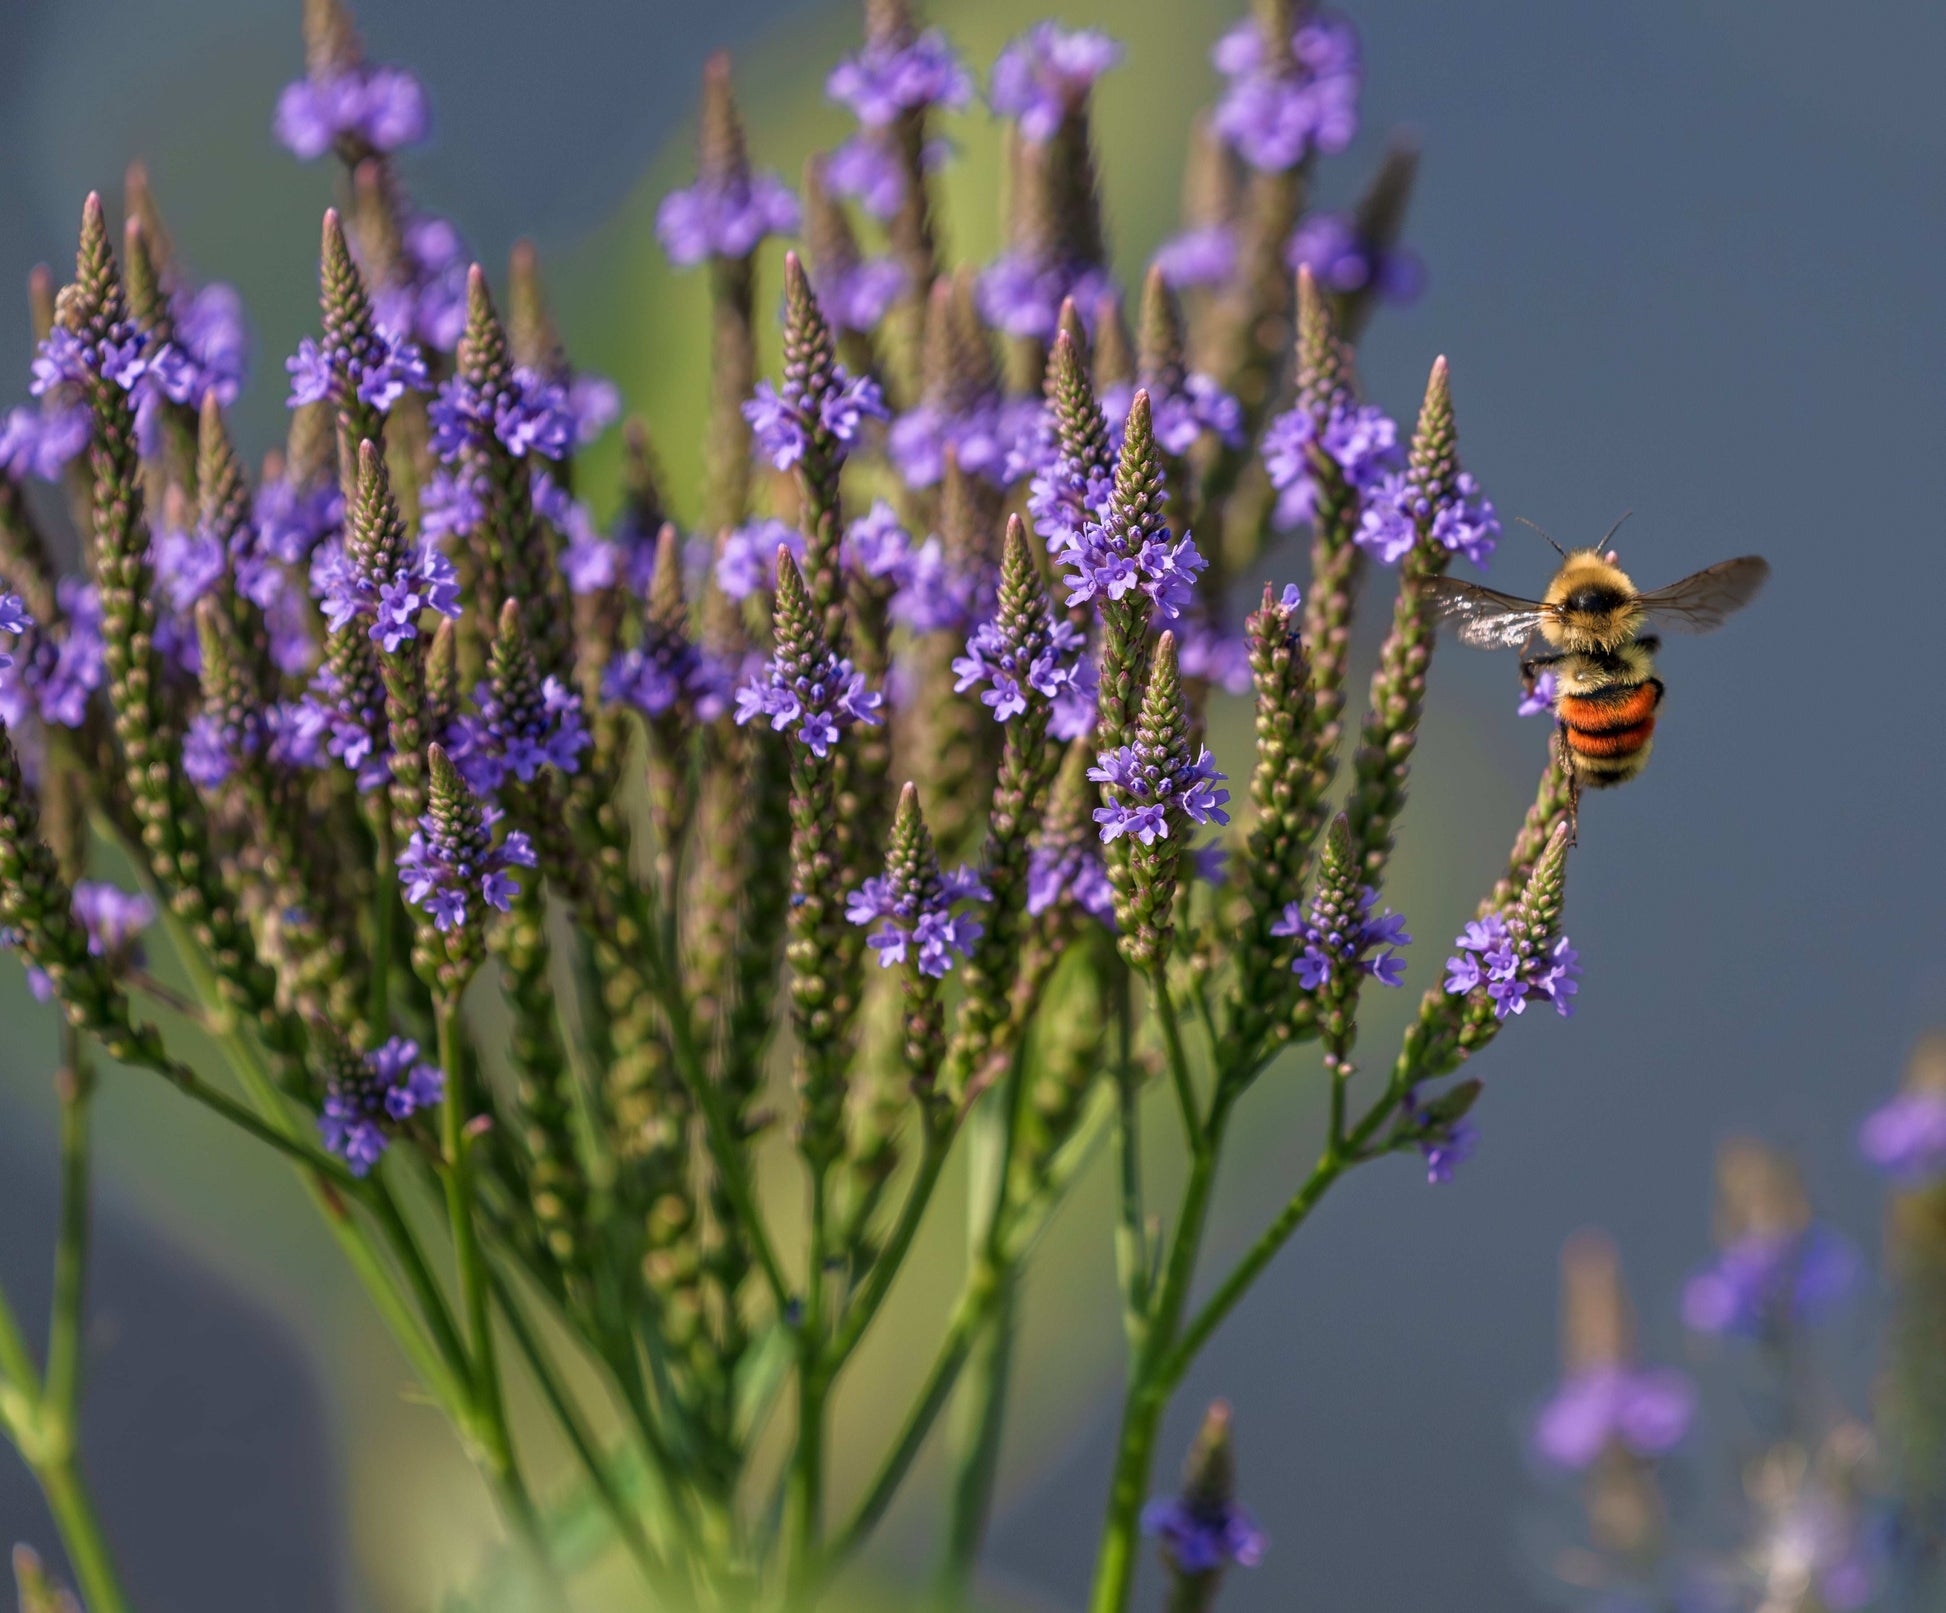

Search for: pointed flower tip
xmin=898 ymin=778 xmax=920 ymax=814
xmin=496 ymin=596 xmax=521 ymax=636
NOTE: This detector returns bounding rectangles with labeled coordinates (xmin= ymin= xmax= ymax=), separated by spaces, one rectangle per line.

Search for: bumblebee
xmin=1425 ymin=522 xmax=1768 ymax=821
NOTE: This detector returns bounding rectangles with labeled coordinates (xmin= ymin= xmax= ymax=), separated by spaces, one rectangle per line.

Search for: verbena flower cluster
xmin=0 ymin=3 xmax=1616 ymax=1610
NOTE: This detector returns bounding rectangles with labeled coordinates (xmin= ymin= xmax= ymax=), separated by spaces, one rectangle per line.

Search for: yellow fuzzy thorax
xmin=1538 ymin=550 xmax=1643 ymax=653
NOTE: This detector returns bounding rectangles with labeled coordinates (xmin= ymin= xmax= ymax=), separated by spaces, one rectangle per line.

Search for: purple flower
xmin=1443 ymin=912 xmax=1580 ymax=1019
xmin=1210 ymin=13 xmax=1360 ymax=173
xmin=817 ymin=252 xmax=914 ymax=334
xmin=567 ymin=375 xmax=621 ymax=447
xmin=657 ymin=172 xmax=800 ymax=267
xmin=823 ymin=134 xmax=909 ymax=220
xmin=743 ymin=364 xmax=887 ymax=473
xmin=887 ymin=396 xmax=1039 ymax=490
xmin=275 ymin=64 xmax=430 ymax=160
xmin=733 ymin=637 xmax=884 ymax=759
xmin=430 ymin=365 xmax=576 ymax=465
xmin=0 ymin=594 xmax=29 ymax=673
xmin=314 ymin=534 xmax=461 ymax=652
xmin=296 ymin=657 xmax=389 ymax=793
xmin=172 ymin=281 xmax=250 ymax=406
xmin=32 ymin=321 xmax=209 ymax=460
xmin=829 ymin=30 xmax=972 ymax=126
xmin=370 ymin=213 xmax=470 ymax=354
xmin=1089 ymin=741 xmax=1229 ymax=846
xmin=1287 ymin=211 xmax=1424 ymax=304
xmin=845 ymin=863 xmax=988 ymax=978
xmin=398 ymin=801 xmax=536 ymax=933
xmin=1141 ymin=1495 xmax=1266 ymax=1576
xmin=1531 ymin=1365 xmax=1695 ymax=1472
xmin=1860 ymin=1089 xmax=1946 ymax=1183
xmin=716 ymin=519 xmax=805 ymax=601
xmin=1271 ymin=884 xmax=1410 ymax=990
xmin=285 ymin=321 xmax=428 ymax=415
xmin=1175 ymin=621 xmax=1253 ymax=696
xmin=318 ymin=1036 xmax=445 ymax=1178
xmin=0 ymin=401 xmax=91 ymax=482
xmin=1262 ymin=399 xmax=1400 ymax=530
xmin=1358 ymin=466 xmax=1500 ymax=568
xmin=603 ymin=626 xmax=727 ymax=724
xmin=16 ymin=880 xmax=157 ymax=1002
xmin=451 ymin=674 xmax=590 ymax=796
xmin=953 ymin=578 xmax=1095 ymax=734
xmin=0 ymin=579 xmax=104 ymax=733
xmin=976 ymin=251 xmax=1112 ymax=342
xmin=1517 ymin=671 xmax=1558 ymax=718
xmin=1152 ymin=224 xmax=1238 ymax=291
xmin=1399 ymin=1087 xmax=1477 ymax=1183
xmin=1027 ymin=838 xmax=1116 ymax=926
xmin=990 ymin=25 xmax=1123 ymax=143
xmin=1065 ymin=526 xmax=1208 ymax=625
xmin=1102 ymin=376 xmax=1243 ymax=457
xmin=1015 ymin=411 xmax=1115 ymax=556
xmin=1681 ymin=1226 xmax=1859 ymax=1338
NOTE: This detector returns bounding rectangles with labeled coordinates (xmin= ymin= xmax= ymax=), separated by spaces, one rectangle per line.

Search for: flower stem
xmin=44 ymin=1036 xmax=93 ymax=1429
xmin=37 ymin=1454 xmax=131 ymax=1613
xmin=786 ymin=1165 xmax=833 ymax=1601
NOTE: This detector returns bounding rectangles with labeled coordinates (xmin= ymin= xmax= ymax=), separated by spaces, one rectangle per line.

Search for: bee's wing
xmin=1423 ymin=576 xmax=1552 ymax=649
xmin=1634 ymin=556 xmax=1769 ymax=634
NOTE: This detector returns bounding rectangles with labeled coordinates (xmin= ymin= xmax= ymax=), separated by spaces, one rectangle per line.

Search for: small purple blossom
xmin=285 ymin=322 xmax=428 ymax=415
xmin=742 ymin=366 xmax=886 ymax=471
xmin=845 ymin=864 xmax=988 ymax=978
xmin=813 ymin=254 xmax=908 ymax=334
xmin=16 ymin=881 xmax=155 ymax=1003
xmin=1141 ymin=1496 xmax=1266 ymax=1576
xmin=657 ymin=173 xmax=800 ymax=267
xmin=953 ymin=604 xmax=1095 ymax=736
xmin=0 ymin=580 xmax=104 ymax=733
xmin=1027 ymin=839 xmax=1116 ymax=925
xmin=275 ymin=63 xmax=431 ymax=159
xmin=1399 ymin=1087 xmax=1476 ymax=1184
xmin=887 ymin=396 xmax=1040 ymax=490
xmin=990 ymin=25 xmax=1123 ymax=143
xmin=1089 ymin=742 xmax=1229 ymax=846
xmin=430 ymin=365 xmax=577 ymax=464
xmin=1517 ymin=671 xmax=1558 ymax=718
xmin=32 ymin=321 xmax=207 ymax=461
xmin=1152 ymin=224 xmax=1238 ymax=291
xmin=1210 ymin=13 xmax=1361 ymax=173
xmin=1101 ymin=377 xmax=1243 ymax=457
xmin=734 ymin=642 xmax=884 ymax=759
xmin=1287 ymin=211 xmax=1424 ymax=304
xmin=1064 ymin=526 xmax=1208 ymax=625
xmin=0 ymin=401 xmax=91 ymax=482
xmin=0 ymin=594 xmax=28 ymax=673
xmin=318 ymin=1037 xmax=445 ymax=1178
xmin=1358 ymin=467 xmax=1500 ymax=567
xmin=370 ymin=213 xmax=470 ymax=354
xmin=314 ymin=535 xmax=461 ymax=652
xmin=451 ymin=675 xmax=590 ymax=797
xmin=1015 ymin=413 xmax=1114 ymax=556
xmin=1860 ymin=1088 xmax=1946 ymax=1183
xmin=976 ymin=252 xmax=1112 ymax=343
xmin=1531 ymin=1365 xmax=1696 ymax=1472
xmin=716 ymin=520 xmax=805 ymax=601
xmin=829 ymin=30 xmax=972 ymax=126
xmin=1681 ymin=1226 xmax=1860 ymax=1338
xmin=1262 ymin=399 xmax=1401 ymax=530
xmin=1442 ymin=912 xmax=1580 ymax=1019
xmin=1271 ymin=884 xmax=1410 ymax=990
xmin=398 ymin=802 xmax=536 ymax=933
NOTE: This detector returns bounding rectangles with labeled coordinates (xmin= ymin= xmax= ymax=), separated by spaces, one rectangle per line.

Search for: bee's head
xmin=1540 ymin=551 xmax=1641 ymax=652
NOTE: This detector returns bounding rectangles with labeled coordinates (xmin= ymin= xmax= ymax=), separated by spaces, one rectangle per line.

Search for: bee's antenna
xmin=1514 ymin=515 xmax=1568 ymax=559
xmin=1597 ymin=510 xmax=1635 ymax=554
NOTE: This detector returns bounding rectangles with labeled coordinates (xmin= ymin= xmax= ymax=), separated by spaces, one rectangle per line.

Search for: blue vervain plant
xmin=0 ymin=1 xmax=1596 ymax=1607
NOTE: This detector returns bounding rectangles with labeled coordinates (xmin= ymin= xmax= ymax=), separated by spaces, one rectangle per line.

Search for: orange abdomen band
xmin=1566 ymin=716 xmax=1657 ymax=758
xmin=1558 ymin=681 xmax=1661 ymax=734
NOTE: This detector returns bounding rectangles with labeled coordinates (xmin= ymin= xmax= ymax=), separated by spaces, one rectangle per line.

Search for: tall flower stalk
xmin=0 ymin=4 xmax=1648 ymax=1610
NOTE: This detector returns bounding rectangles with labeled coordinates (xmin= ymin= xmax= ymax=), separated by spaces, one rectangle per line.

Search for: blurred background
xmin=1 ymin=0 xmax=1943 ymax=1608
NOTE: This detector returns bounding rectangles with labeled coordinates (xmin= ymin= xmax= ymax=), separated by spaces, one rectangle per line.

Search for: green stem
xmin=787 ymin=1167 xmax=832 ymax=1601
xmin=371 ymin=812 xmax=396 ymax=1033
xmin=1163 ymin=1085 xmax=1402 ymax=1385
xmin=45 ymin=1041 xmax=93 ymax=1428
xmin=38 ymin=1455 xmax=131 ymax=1613
xmin=491 ymin=1266 xmax=674 ymax=1588
xmin=1112 ymin=978 xmax=1148 ymax=1338
xmin=436 ymin=997 xmax=504 ymax=1444
xmin=827 ymin=1122 xmax=948 ymax=1373
xmin=937 ymin=1273 xmax=1016 ymax=1609
xmin=1152 ymin=978 xmax=1200 ymax=1144
xmin=1087 ymin=1097 xmax=1232 ymax=1613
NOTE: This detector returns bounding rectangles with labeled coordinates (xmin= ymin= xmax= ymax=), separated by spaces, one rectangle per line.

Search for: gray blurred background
xmin=0 ymin=0 xmax=1942 ymax=1608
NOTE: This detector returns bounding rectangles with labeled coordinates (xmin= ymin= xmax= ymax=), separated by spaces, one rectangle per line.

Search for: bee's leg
xmin=1520 ymin=651 xmax=1566 ymax=698
xmin=1555 ymin=723 xmax=1581 ymax=846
